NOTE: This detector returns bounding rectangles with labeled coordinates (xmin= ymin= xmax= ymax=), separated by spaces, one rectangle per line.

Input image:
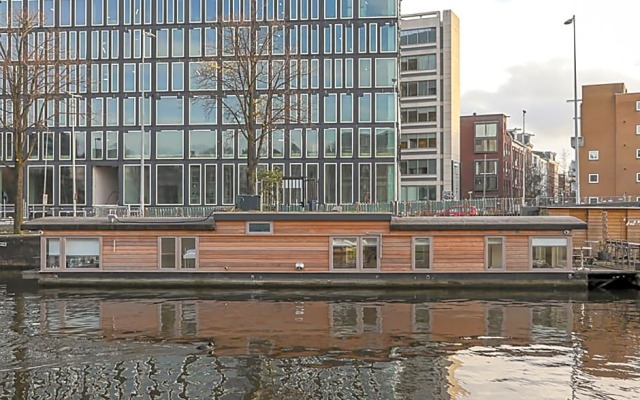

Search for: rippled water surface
xmin=0 ymin=272 xmax=639 ymax=399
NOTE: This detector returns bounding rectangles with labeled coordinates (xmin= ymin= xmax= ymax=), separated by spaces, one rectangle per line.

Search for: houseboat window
xmin=45 ymin=238 xmax=61 ymax=269
xmin=331 ymin=236 xmax=380 ymax=270
xmin=362 ymin=237 xmax=379 ymax=269
xmin=330 ymin=304 xmax=381 ymax=338
xmin=160 ymin=303 xmax=177 ymax=335
xmin=64 ymin=303 xmax=100 ymax=330
xmin=160 ymin=237 xmax=198 ymax=269
xmin=332 ymin=237 xmax=358 ymax=269
xmin=160 ymin=237 xmax=177 ymax=268
xmin=181 ymin=237 xmax=197 ymax=269
xmin=413 ymin=237 xmax=431 ymax=269
xmin=180 ymin=302 xmax=198 ymax=336
xmin=246 ymin=222 xmax=273 ymax=234
xmin=65 ymin=238 xmax=100 ymax=268
xmin=362 ymin=306 xmax=381 ymax=333
xmin=413 ymin=304 xmax=431 ymax=333
xmin=486 ymin=306 xmax=504 ymax=337
xmin=486 ymin=237 xmax=504 ymax=270
xmin=531 ymin=238 xmax=568 ymax=269
xmin=330 ymin=304 xmax=358 ymax=337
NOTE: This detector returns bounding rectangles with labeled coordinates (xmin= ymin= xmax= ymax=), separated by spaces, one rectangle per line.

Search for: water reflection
xmin=0 ymin=275 xmax=639 ymax=399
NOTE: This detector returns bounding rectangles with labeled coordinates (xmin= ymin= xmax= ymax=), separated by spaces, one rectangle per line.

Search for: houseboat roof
xmin=22 ymin=216 xmax=217 ymax=231
xmin=390 ymin=216 xmax=587 ymax=231
xmin=22 ymin=213 xmax=393 ymax=231
xmin=212 ymin=212 xmax=393 ymax=222
xmin=546 ymin=202 xmax=640 ymax=209
xmin=22 ymin=214 xmax=586 ymax=232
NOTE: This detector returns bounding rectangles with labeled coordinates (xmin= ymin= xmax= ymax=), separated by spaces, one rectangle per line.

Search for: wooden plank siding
xmin=586 ymin=210 xmax=603 ymax=244
xmin=101 ymin=236 xmax=158 ymax=271
xmin=433 ymin=235 xmax=485 ymax=272
xmin=390 ymin=230 xmax=556 ymax=272
xmin=199 ymin=235 xmax=330 ymax=272
xmin=378 ymin=236 xmax=412 ymax=271
xmin=505 ymin=236 xmax=532 ymax=272
xmin=274 ymin=221 xmax=390 ymax=236
xmin=40 ymin=219 xmax=576 ymax=274
xmin=548 ymin=207 xmax=640 ymax=246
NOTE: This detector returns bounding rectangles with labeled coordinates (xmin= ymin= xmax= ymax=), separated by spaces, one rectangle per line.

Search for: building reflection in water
xmin=0 ymin=291 xmax=637 ymax=399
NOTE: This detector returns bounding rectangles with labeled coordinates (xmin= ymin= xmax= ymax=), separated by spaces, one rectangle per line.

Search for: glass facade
xmin=0 ymin=0 xmax=400 ymax=210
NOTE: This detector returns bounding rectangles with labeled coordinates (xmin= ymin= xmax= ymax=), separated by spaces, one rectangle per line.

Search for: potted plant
xmin=596 ymin=240 xmax=611 ymax=261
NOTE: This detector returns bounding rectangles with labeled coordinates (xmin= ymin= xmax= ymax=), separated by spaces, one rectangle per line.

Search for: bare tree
xmin=196 ymin=5 xmax=308 ymax=196
xmin=525 ymin=160 xmax=546 ymax=201
xmin=0 ymin=10 xmax=77 ymax=233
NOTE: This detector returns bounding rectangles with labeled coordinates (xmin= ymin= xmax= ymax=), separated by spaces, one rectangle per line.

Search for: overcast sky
xmin=402 ymin=0 xmax=640 ymax=167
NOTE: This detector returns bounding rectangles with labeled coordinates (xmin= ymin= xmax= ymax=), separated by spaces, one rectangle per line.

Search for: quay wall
xmin=33 ymin=271 xmax=589 ymax=290
xmin=0 ymin=235 xmax=40 ymax=269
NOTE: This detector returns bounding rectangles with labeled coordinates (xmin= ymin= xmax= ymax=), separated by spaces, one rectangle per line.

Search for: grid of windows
xmin=401 ymin=107 xmax=436 ymax=123
xmin=0 ymin=0 xmax=400 ymax=209
xmin=400 ymin=27 xmax=436 ymax=45
xmin=400 ymin=54 xmax=436 ymax=71
xmin=474 ymin=159 xmax=498 ymax=191
xmin=400 ymin=133 xmax=437 ymax=149
xmin=400 ymin=80 xmax=437 ymax=97
xmin=400 ymin=159 xmax=437 ymax=175
xmin=474 ymin=122 xmax=498 ymax=152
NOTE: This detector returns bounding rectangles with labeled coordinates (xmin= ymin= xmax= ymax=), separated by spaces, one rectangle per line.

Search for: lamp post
xmin=565 ymin=15 xmax=580 ymax=204
xmin=66 ymin=92 xmax=82 ymax=217
xmin=43 ymin=130 xmax=49 ymax=216
xmin=522 ymin=109 xmax=526 ymax=206
xmin=139 ymin=29 xmax=155 ymax=216
xmin=392 ymin=78 xmax=400 ymax=204
xmin=482 ymin=153 xmax=487 ymax=200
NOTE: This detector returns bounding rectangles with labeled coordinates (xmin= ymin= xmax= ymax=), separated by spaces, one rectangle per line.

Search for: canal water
xmin=0 ymin=272 xmax=639 ymax=399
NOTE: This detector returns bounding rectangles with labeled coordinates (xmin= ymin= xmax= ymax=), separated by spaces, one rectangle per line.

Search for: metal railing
xmin=21 ymin=196 xmax=635 ymax=220
xmin=15 ymin=199 xmax=530 ymax=219
xmin=602 ymin=239 xmax=640 ymax=271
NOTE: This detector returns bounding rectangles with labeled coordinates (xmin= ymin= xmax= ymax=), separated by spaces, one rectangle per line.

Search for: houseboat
xmin=22 ymin=213 xmax=591 ymax=288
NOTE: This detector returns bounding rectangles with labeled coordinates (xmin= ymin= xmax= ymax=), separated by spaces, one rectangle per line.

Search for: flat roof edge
xmin=212 ymin=212 xmax=393 ymax=222
xmin=390 ymin=222 xmax=587 ymax=231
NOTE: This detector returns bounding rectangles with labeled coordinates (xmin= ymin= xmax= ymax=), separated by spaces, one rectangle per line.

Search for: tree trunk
xmin=246 ymin=132 xmax=257 ymax=195
xmin=246 ymin=156 xmax=257 ymax=196
xmin=13 ymin=163 xmax=24 ymax=234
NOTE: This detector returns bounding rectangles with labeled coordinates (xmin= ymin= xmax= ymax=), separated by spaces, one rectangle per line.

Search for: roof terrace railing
xmin=19 ymin=198 xmax=533 ymax=219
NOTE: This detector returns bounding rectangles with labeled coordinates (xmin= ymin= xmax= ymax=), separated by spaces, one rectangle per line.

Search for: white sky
xmin=402 ymin=0 xmax=640 ymax=166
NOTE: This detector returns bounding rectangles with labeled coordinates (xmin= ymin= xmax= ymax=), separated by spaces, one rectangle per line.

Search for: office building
xmin=0 ymin=0 xmax=402 ymax=214
xmin=399 ymin=10 xmax=460 ymax=201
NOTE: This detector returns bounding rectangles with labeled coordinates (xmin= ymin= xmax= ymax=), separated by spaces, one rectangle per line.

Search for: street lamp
xmin=42 ymin=130 xmax=50 ymax=216
xmin=392 ymin=78 xmax=401 ymax=204
xmin=482 ymin=153 xmax=487 ymax=200
xmin=139 ymin=29 xmax=156 ymax=216
xmin=564 ymin=15 xmax=580 ymax=204
xmin=65 ymin=92 xmax=82 ymax=217
xmin=522 ymin=109 xmax=527 ymax=206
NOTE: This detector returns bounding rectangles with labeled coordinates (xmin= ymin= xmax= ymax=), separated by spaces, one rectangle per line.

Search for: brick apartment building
xmin=580 ymin=83 xmax=640 ymax=203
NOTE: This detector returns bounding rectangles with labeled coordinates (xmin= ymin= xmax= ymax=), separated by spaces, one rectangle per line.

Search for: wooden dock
xmin=573 ymin=251 xmax=640 ymax=290
xmin=585 ymin=269 xmax=640 ymax=290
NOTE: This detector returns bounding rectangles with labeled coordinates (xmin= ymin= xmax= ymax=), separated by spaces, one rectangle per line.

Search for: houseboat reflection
xmin=35 ymin=294 xmax=640 ymax=383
